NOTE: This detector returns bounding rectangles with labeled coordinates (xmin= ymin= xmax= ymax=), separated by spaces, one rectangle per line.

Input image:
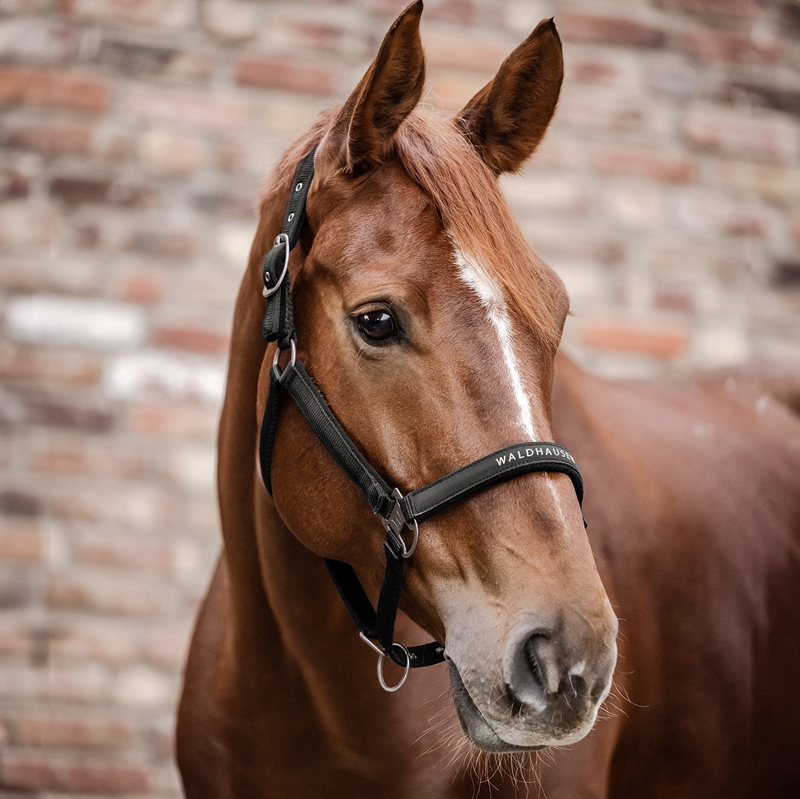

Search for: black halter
xmin=258 ymin=149 xmax=585 ymax=691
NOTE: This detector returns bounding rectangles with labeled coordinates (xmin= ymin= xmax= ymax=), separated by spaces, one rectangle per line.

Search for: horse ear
xmin=455 ymin=19 xmax=563 ymax=175
xmin=317 ymin=0 xmax=425 ymax=177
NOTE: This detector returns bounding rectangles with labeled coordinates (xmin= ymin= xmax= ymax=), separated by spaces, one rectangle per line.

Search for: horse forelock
xmin=394 ymin=111 xmax=567 ymax=353
xmin=258 ymin=107 xmax=566 ymax=353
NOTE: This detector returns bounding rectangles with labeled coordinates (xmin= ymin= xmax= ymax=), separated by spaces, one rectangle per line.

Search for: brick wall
xmin=0 ymin=0 xmax=798 ymax=795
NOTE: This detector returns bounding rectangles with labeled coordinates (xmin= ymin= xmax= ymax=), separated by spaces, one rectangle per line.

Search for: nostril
xmin=523 ymin=634 xmax=549 ymax=694
xmin=524 ymin=633 xmax=567 ymax=697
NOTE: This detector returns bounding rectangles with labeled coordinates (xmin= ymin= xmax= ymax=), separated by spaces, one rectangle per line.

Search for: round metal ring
xmin=377 ymin=643 xmax=410 ymax=693
xmin=263 ymin=233 xmax=290 ymax=298
xmin=272 ymin=339 xmax=297 ymax=374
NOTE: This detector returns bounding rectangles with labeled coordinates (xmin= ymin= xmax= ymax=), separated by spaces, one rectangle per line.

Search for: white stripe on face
xmin=453 ymin=247 xmax=537 ymax=440
xmin=453 ymin=246 xmax=567 ymax=525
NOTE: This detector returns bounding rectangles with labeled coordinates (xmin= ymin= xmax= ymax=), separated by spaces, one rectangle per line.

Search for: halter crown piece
xmin=259 ymin=149 xmax=586 ymax=692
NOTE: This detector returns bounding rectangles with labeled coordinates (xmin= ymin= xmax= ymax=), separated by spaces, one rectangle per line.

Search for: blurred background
xmin=0 ymin=0 xmax=798 ymax=795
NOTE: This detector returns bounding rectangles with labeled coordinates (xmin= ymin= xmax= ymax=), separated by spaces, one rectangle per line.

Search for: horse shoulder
xmin=551 ymin=363 xmax=800 ymax=797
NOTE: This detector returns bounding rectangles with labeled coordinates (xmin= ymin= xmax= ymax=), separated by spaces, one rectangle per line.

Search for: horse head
xmin=256 ymin=0 xmax=618 ymax=752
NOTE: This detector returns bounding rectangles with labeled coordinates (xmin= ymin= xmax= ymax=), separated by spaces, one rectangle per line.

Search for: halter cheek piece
xmin=259 ymin=149 xmax=586 ymax=692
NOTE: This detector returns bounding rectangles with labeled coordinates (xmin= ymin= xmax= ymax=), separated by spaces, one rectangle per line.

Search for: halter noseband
xmin=258 ymin=149 xmax=585 ymax=692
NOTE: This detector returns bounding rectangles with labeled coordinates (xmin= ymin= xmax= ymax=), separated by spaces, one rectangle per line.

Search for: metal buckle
xmin=262 ymin=233 xmax=290 ymax=298
xmin=359 ymin=633 xmax=410 ymax=693
xmin=381 ymin=487 xmax=419 ymax=558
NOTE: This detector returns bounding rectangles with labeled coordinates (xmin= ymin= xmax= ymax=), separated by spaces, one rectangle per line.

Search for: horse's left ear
xmin=316 ymin=0 xmax=425 ymax=177
xmin=455 ymin=19 xmax=563 ymax=175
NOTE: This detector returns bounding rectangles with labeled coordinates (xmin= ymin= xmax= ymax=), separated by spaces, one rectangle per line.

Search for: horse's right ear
xmin=316 ymin=0 xmax=425 ymax=178
xmin=455 ymin=19 xmax=563 ymax=175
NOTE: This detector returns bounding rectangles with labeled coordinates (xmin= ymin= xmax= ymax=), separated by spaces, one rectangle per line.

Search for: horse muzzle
xmin=447 ymin=614 xmax=618 ymax=752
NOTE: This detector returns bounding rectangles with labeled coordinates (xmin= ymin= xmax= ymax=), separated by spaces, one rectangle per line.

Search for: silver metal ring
xmin=272 ymin=339 xmax=296 ymax=373
xmin=358 ymin=634 xmax=411 ymax=693
xmin=378 ymin=644 xmax=410 ymax=692
xmin=262 ymin=233 xmax=290 ymax=298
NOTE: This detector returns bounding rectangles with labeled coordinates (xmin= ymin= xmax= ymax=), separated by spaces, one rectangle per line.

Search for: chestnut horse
xmin=177 ymin=4 xmax=800 ymax=797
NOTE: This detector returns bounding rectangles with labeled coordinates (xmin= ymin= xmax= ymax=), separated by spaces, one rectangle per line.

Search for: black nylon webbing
xmin=279 ymin=362 xmax=395 ymax=518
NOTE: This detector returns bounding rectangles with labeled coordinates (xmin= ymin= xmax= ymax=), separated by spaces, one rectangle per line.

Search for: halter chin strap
xmin=258 ymin=149 xmax=586 ymax=690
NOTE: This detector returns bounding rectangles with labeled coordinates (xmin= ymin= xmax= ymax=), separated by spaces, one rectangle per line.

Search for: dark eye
xmin=356 ymin=310 xmax=397 ymax=342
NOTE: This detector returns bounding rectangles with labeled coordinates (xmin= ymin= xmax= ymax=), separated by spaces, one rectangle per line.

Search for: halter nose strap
xmin=258 ymin=149 xmax=587 ymax=686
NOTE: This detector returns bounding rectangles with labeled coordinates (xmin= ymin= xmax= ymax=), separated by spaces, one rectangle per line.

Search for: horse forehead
xmin=318 ymin=163 xmax=436 ymax=238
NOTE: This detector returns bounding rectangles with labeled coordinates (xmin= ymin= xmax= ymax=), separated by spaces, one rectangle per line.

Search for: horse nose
xmin=503 ymin=617 xmax=615 ymax=714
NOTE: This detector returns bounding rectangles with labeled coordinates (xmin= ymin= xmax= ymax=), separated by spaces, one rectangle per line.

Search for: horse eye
xmin=356 ymin=310 xmax=397 ymax=342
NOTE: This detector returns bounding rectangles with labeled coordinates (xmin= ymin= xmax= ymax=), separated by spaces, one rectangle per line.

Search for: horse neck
xmin=217 ymin=274 xmax=419 ymax=751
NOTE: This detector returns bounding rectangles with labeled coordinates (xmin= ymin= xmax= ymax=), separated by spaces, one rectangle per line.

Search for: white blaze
xmin=453 ymin=248 xmax=537 ymax=440
xmin=453 ymin=246 xmax=566 ymax=524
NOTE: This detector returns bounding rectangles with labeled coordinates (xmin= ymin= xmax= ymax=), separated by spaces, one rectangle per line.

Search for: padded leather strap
xmin=402 ymin=443 xmax=584 ymax=525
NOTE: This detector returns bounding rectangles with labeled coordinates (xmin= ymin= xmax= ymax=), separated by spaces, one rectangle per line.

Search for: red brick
xmin=0 ymin=572 xmax=31 ymax=609
xmin=0 ymin=203 xmax=59 ymax=248
xmin=425 ymin=0 xmax=476 ymax=24
xmin=236 ymin=55 xmax=340 ymax=95
xmin=144 ymin=624 xmax=192 ymax=669
xmin=429 ymin=70 xmax=489 ymax=113
xmin=50 ymin=176 xmax=111 ymax=205
xmin=125 ymin=229 xmax=199 ymax=257
xmin=62 ymin=0 xmax=194 ymax=28
xmin=0 ymin=663 xmax=111 ymax=703
xmin=0 ymin=19 xmax=77 ymax=62
xmin=701 ymin=159 xmax=800 ymax=205
xmin=0 ymin=490 xmax=43 ymax=517
xmin=138 ymin=128 xmax=208 ymax=175
xmin=423 ymin=28 xmax=511 ymax=71
xmin=127 ymin=84 xmax=249 ymax=131
xmin=47 ymin=572 xmax=170 ymax=617
xmin=684 ymin=105 xmax=797 ymax=164
xmin=567 ymin=57 xmax=619 ymax=86
xmin=0 ymin=754 xmax=151 ymax=794
xmin=0 ymin=67 xmax=110 ymax=113
xmin=656 ymin=0 xmax=758 ymax=17
xmin=4 ymin=121 xmax=93 ymax=156
xmin=789 ymin=211 xmax=800 ymax=250
xmin=0 ymin=168 xmax=31 ymax=199
xmin=677 ymin=190 xmax=772 ymax=238
xmin=580 ymin=316 xmax=689 ymax=358
xmin=123 ymin=403 xmax=218 ymax=439
xmin=28 ymin=441 xmax=146 ymax=479
xmin=559 ymin=11 xmax=666 ymax=48
xmin=592 ymin=145 xmax=695 ymax=183
xmin=0 ymin=344 xmax=102 ymax=385
xmin=6 ymin=715 xmax=133 ymax=749
xmin=49 ymin=621 xmax=139 ymax=666
xmin=112 ymin=269 xmax=168 ymax=303
xmin=49 ymin=176 xmax=156 ymax=208
xmin=682 ymin=28 xmax=783 ymax=65
xmin=0 ymin=521 xmax=42 ymax=561
xmin=557 ymin=89 xmax=668 ymax=136
xmin=0 ymin=393 xmax=114 ymax=432
xmin=52 ymin=482 xmax=176 ymax=526
xmin=73 ymin=536 xmax=172 ymax=572
xmin=152 ymin=326 xmax=230 ymax=354
xmin=0 ymin=623 xmax=36 ymax=658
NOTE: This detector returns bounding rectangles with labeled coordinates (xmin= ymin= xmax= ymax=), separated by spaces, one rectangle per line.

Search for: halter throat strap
xmin=258 ymin=149 xmax=586 ymax=687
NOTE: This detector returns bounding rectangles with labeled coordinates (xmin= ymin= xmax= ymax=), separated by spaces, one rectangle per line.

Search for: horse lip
xmin=447 ymin=661 xmax=546 ymax=753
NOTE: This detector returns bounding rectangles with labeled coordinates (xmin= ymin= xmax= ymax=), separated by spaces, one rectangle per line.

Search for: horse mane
xmin=259 ymin=107 xmax=566 ymax=352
